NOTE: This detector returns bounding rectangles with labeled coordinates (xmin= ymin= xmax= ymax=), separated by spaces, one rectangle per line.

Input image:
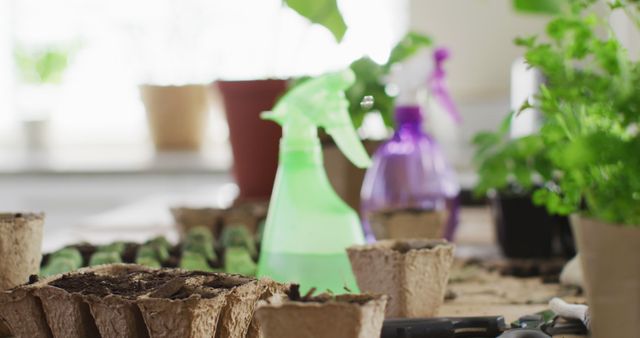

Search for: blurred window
xmin=1 ymin=0 xmax=407 ymax=152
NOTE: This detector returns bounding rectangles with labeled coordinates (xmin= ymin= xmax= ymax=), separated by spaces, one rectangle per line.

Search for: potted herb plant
xmin=14 ymin=44 xmax=76 ymax=150
xmin=472 ymin=115 xmax=575 ymax=258
xmin=517 ymin=0 xmax=640 ymax=336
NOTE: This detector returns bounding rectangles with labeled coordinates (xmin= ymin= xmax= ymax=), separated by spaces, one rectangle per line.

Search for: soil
xmin=285 ymin=285 xmax=376 ymax=305
xmin=391 ymin=240 xmax=445 ymax=253
xmin=50 ymin=270 xmax=255 ymax=301
xmin=50 ymin=271 xmax=177 ymax=299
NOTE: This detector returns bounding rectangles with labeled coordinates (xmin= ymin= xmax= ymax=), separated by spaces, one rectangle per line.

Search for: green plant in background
xmin=283 ymin=1 xmax=433 ymax=129
xmin=292 ymin=32 xmax=433 ymax=130
xmin=284 ymin=0 xmax=347 ymax=42
xmin=512 ymin=0 xmax=568 ymax=14
xmin=472 ymin=113 xmax=554 ymax=197
xmin=346 ymin=32 xmax=433 ymax=128
xmin=517 ymin=0 xmax=640 ymax=226
xmin=14 ymin=45 xmax=75 ymax=84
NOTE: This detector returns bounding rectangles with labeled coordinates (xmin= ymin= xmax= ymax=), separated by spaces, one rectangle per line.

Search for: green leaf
xmin=284 ymin=0 xmax=347 ymax=42
xmin=513 ymin=0 xmax=566 ymax=14
xmin=386 ymin=32 xmax=432 ymax=68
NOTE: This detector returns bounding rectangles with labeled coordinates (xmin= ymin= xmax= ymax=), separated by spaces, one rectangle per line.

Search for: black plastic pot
xmin=489 ymin=193 xmax=574 ymax=258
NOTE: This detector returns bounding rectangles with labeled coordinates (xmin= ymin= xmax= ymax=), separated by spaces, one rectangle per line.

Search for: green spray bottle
xmin=257 ymin=69 xmax=371 ymax=294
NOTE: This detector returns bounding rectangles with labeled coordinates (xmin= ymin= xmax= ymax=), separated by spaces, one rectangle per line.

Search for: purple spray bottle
xmin=360 ymin=48 xmax=461 ymax=242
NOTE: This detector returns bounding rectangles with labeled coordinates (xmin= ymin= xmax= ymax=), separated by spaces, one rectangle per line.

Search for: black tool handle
xmin=382 ymin=316 xmax=506 ymax=338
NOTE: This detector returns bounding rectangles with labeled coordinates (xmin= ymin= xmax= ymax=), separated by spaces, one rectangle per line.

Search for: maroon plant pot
xmin=217 ymin=79 xmax=288 ymax=202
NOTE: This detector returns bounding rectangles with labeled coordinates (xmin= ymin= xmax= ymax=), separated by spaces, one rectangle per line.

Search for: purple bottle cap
xmin=395 ymin=105 xmax=423 ymax=125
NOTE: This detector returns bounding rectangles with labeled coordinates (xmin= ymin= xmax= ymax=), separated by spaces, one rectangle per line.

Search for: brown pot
xmin=572 ymin=216 xmax=640 ymax=338
xmin=347 ymin=239 xmax=455 ymax=318
xmin=255 ymin=292 xmax=388 ymax=338
xmin=217 ymin=79 xmax=288 ymax=202
xmin=140 ymin=84 xmax=210 ymax=151
xmin=323 ymin=140 xmax=382 ymax=211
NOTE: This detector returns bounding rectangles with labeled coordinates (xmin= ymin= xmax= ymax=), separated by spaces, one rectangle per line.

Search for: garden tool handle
xmin=381 ymin=316 xmax=507 ymax=338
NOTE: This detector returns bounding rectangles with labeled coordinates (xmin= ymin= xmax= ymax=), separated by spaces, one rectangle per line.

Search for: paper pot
xmin=347 ymin=239 xmax=455 ymax=318
xmin=140 ymin=84 xmax=209 ymax=151
xmin=35 ymin=286 xmax=101 ymax=338
xmin=0 ymin=264 xmax=284 ymax=338
xmin=255 ymin=290 xmax=387 ymax=338
xmin=137 ymin=292 xmax=227 ymax=338
xmin=0 ymin=285 xmax=53 ymax=338
xmin=368 ymin=210 xmax=448 ymax=240
xmin=572 ymin=216 xmax=640 ymax=338
xmin=171 ymin=202 xmax=268 ymax=239
xmin=35 ymin=264 xmax=157 ymax=338
xmin=0 ymin=213 xmax=45 ymax=290
xmin=137 ymin=273 xmax=259 ymax=338
xmin=245 ymin=279 xmax=291 ymax=338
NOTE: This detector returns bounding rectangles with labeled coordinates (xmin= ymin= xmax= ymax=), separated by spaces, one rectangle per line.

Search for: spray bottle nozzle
xmin=263 ymin=69 xmax=372 ymax=168
xmin=429 ymin=47 xmax=462 ymax=124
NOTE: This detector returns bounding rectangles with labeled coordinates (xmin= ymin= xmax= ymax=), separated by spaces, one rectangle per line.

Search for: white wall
xmin=0 ymin=0 xmax=14 ymax=141
xmin=409 ymin=0 xmax=549 ymax=170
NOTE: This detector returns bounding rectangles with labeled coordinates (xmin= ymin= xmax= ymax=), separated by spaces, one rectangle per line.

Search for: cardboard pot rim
xmin=0 ymin=212 xmax=45 ymax=223
xmin=348 ymin=239 xmax=453 ymax=254
xmin=259 ymin=293 xmax=388 ymax=310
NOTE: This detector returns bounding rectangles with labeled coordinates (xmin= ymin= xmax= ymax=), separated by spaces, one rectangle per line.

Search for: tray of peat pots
xmin=255 ymin=285 xmax=388 ymax=338
xmin=0 ymin=263 xmax=288 ymax=338
xmin=171 ymin=201 xmax=268 ymax=239
xmin=347 ymin=239 xmax=455 ymax=318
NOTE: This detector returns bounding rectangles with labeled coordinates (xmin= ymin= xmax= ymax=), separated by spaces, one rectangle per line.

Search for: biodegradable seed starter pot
xmin=572 ymin=216 xmax=640 ymax=338
xmin=0 ymin=213 xmax=45 ymax=290
xmin=0 ymin=212 xmax=45 ymax=338
xmin=348 ymin=239 xmax=455 ymax=318
xmin=255 ymin=285 xmax=388 ymax=338
xmin=0 ymin=264 xmax=289 ymax=338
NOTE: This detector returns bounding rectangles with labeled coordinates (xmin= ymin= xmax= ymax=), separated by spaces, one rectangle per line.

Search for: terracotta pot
xmin=255 ymin=291 xmax=387 ymax=338
xmin=347 ymin=239 xmax=455 ymax=318
xmin=140 ymin=84 xmax=210 ymax=151
xmin=572 ymin=216 xmax=640 ymax=338
xmin=217 ymin=79 xmax=288 ymax=202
